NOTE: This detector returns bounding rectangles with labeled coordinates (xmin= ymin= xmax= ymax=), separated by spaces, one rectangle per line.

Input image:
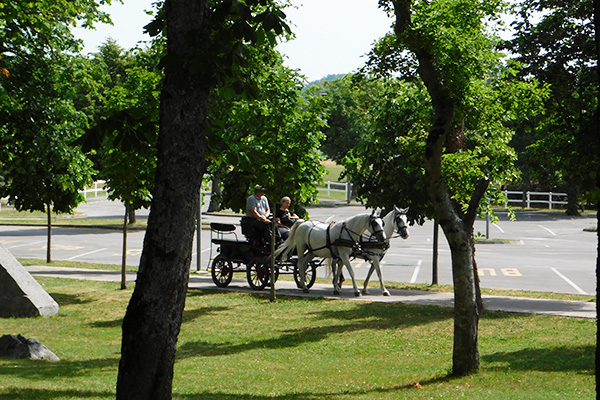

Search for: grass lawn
xmin=0 ymin=278 xmax=595 ymax=399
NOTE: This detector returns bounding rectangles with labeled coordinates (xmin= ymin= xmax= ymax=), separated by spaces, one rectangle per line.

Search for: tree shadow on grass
xmin=481 ymin=345 xmax=595 ymax=374
xmin=87 ymin=306 xmax=229 ymax=329
xmin=0 ymin=356 xmax=119 ymax=381
xmin=0 ymin=388 xmax=114 ymax=399
xmin=172 ymin=373 xmax=458 ymax=400
xmin=176 ymin=300 xmax=453 ymax=359
xmin=47 ymin=291 xmax=94 ymax=306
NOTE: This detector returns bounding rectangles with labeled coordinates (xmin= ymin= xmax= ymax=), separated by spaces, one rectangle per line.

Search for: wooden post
xmin=432 ymin=220 xmax=439 ymax=285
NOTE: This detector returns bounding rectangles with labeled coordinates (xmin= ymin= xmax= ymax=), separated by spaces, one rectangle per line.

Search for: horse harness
xmin=306 ymin=217 xmax=385 ymax=259
xmin=354 ymin=212 xmax=407 ymax=261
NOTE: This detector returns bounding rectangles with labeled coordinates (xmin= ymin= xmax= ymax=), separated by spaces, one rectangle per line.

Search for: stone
xmin=0 ymin=334 xmax=60 ymax=361
xmin=0 ymin=242 xmax=59 ymax=317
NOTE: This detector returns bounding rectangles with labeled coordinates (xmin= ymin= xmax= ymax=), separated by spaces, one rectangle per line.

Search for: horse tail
xmin=324 ymin=258 xmax=334 ymax=278
xmin=274 ymin=220 xmax=304 ymax=260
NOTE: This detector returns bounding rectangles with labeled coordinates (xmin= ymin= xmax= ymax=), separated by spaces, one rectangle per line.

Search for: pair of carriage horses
xmin=274 ymin=206 xmax=409 ymax=297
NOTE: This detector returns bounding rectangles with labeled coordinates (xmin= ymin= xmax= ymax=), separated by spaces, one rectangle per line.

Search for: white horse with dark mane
xmin=354 ymin=206 xmax=409 ymax=296
xmin=274 ymin=210 xmax=386 ymax=297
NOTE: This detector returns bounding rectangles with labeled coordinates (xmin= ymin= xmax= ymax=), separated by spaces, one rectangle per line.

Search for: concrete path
xmin=26 ymin=265 xmax=596 ymax=319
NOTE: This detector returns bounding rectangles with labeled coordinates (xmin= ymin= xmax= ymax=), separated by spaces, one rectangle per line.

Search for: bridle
xmin=392 ymin=212 xmax=409 ymax=239
xmin=368 ymin=215 xmax=386 ymax=241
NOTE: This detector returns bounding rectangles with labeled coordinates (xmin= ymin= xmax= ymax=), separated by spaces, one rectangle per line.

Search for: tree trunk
xmin=564 ymin=183 xmax=580 ymax=216
xmin=46 ymin=202 xmax=52 ymax=263
xmin=116 ymin=0 xmax=210 ymax=398
xmin=128 ymin=208 xmax=137 ymax=224
xmin=207 ymin=175 xmax=221 ymax=212
xmin=393 ymin=0 xmax=484 ymax=376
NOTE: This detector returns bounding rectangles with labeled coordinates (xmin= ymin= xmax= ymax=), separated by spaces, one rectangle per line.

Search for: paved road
xmin=23 ymin=265 xmax=597 ymax=319
xmin=0 ymin=197 xmax=597 ymax=295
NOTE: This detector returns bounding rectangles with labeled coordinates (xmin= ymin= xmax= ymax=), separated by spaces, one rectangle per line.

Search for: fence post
xmin=526 ymin=191 xmax=531 ymax=208
xmin=549 ymin=192 xmax=553 ymax=209
xmin=346 ymin=182 xmax=351 ymax=204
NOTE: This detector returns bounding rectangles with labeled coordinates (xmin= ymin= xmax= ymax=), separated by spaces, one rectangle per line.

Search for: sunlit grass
xmin=0 ymin=278 xmax=594 ymax=399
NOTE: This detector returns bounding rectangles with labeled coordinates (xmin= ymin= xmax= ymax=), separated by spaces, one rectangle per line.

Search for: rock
xmin=0 ymin=242 xmax=59 ymax=317
xmin=0 ymin=334 xmax=60 ymax=361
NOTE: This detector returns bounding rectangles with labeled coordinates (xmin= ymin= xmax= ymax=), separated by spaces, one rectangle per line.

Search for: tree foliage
xmin=506 ymin=0 xmax=598 ymax=213
xmin=213 ymin=47 xmax=325 ymax=217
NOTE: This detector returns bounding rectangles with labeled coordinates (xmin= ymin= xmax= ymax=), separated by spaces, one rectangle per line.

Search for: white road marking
xmin=492 ymin=223 xmax=505 ymax=233
xmin=6 ymin=240 xmax=46 ymax=249
xmin=551 ymin=267 xmax=587 ymax=295
xmin=538 ymin=225 xmax=557 ymax=236
xmin=410 ymin=260 xmax=422 ymax=283
xmin=68 ymin=248 xmax=108 ymax=260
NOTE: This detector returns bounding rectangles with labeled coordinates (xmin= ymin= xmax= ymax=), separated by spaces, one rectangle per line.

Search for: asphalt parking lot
xmin=0 ymin=197 xmax=597 ymax=296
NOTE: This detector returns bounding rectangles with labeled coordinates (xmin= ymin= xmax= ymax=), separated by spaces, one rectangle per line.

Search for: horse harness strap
xmin=307 ymin=221 xmax=361 ymax=259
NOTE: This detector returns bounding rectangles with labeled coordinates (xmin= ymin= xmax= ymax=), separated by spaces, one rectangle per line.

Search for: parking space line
xmin=551 ymin=267 xmax=587 ymax=295
xmin=492 ymin=223 xmax=505 ymax=233
xmin=6 ymin=240 xmax=46 ymax=249
xmin=68 ymin=248 xmax=108 ymax=260
xmin=410 ymin=260 xmax=422 ymax=283
xmin=538 ymin=225 xmax=557 ymax=236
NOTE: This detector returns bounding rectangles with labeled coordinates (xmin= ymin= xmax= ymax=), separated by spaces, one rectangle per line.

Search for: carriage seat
xmin=241 ymin=216 xmax=271 ymax=246
xmin=210 ymin=222 xmax=238 ymax=243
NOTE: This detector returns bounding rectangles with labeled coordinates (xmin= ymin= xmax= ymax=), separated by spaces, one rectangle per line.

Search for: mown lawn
xmin=0 ymin=277 xmax=595 ymax=399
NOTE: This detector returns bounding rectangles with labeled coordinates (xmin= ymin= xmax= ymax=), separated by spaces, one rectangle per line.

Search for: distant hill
xmin=305 ymin=73 xmax=348 ymax=88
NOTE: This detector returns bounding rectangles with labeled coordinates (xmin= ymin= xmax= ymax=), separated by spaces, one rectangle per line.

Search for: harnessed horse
xmin=274 ymin=210 xmax=386 ymax=297
xmin=356 ymin=206 xmax=409 ymax=296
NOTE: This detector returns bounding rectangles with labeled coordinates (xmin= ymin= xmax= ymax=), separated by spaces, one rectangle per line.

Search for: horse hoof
xmin=354 ymin=291 xmax=361 ymax=297
xmin=362 ymin=289 xmax=369 ymax=295
xmin=383 ymin=291 xmax=390 ymax=297
xmin=333 ymin=289 xmax=340 ymax=295
xmin=303 ymin=288 xmax=309 ymax=294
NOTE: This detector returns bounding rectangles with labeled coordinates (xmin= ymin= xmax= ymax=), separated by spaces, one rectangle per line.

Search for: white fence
xmin=81 ymin=180 xmax=107 ymax=199
xmin=317 ymin=181 xmax=353 ymax=203
xmin=502 ymin=190 xmax=569 ymax=209
xmin=315 ymin=184 xmax=570 ymax=209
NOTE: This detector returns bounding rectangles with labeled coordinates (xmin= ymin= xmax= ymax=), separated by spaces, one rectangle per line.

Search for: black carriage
xmin=208 ymin=217 xmax=319 ymax=290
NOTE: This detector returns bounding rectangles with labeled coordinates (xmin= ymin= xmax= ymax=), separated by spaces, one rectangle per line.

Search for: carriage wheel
xmin=247 ymin=257 xmax=270 ymax=290
xmin=293 ymin=260 xmax=317 ymax=289
xmin=211 ymin=255 xmax=233 ymax=288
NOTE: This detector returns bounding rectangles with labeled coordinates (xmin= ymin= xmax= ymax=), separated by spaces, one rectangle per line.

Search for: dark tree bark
xmin=393 ymin=0 xmax=488 ymax=375
xmin=116 ymin=0 xmax=210 ymax=398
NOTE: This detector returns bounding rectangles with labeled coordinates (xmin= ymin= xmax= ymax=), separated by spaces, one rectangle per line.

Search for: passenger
xmin=275 ymin=196 xmax=299 ymax=240
xmin=246 ymin=185 xmax=275 ymax=243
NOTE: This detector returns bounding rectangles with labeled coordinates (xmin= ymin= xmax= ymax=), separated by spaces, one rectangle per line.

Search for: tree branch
xmin=464 ymin=177 xmax=489 ymax=227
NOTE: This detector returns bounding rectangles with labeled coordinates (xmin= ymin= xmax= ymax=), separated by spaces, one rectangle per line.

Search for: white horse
xmin=274 ymin=210 xmax=386 ymax=297
xmin=359 ymin=206 xmax=409 ymax=296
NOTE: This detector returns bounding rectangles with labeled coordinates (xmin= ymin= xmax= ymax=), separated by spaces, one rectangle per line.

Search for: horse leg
xmin=332 ymin=258 xmax=343 ymax=295
xmin=372 ymin=258 xmax=389 ymax=296
xmin=362 ymin=259 xmax=375 ymax=295
xmin=340 ymin=255 xmax=361 ymax=297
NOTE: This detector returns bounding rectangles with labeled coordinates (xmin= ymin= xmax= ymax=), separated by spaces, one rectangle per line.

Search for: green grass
xmin=0 ymin=278 xmax=594 ymax=399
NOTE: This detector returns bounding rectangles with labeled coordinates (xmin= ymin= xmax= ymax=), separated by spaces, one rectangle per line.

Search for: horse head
xmin=368 ymin=208 xmax=386 ymax=242
xmin=393 ymin=205 xmax=410 ymax=239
